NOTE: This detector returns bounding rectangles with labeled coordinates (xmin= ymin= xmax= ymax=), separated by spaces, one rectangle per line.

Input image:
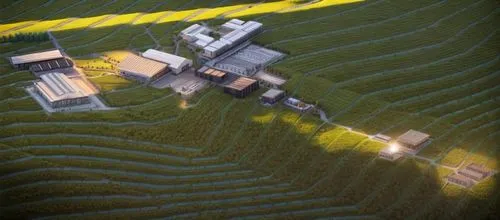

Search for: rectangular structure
xmin=224 ymin=77 xmax=259 ymax=98
xmin=465 ymin=163 xmax=492 ymax=177
xmin=254 ymin=70 xmax=286 ymax=88
xmin=446 ymin=174 xmax=474 ymax=188
xmin=260 ymin=89 xmax=285 ymax=105
xmin=397 ymin=130 xmax=430 ymax=154
xmin=34 ymin=72 xmax=90 ymax=108
xmin=284 ymin=97 xmax=313 ymax=112
xmin=181 ymin=20 xmax=263 ymax=59
xmin=374 ymin=134 xmax=392 ymax=143
xmin=118 ymin=54 xmax=169 ymax=83
xmin=378 ymin=146 xmax=403 ymax=161
xmin=457 ymin=164 xmax=492 ymax=181
xmin=196 ymin=66 xmax=227 ymax=83
xmin=10 ymin=49 xmax=66 ymax=70
xmin=142 ymin=49 xmax=192 ymax=74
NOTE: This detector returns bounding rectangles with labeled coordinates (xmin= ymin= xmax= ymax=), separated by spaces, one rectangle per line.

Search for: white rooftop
xmin=181 ymin=24 xmax=208 ymax=36
xmin=142 ymin=49 xmax=192 ymax=70
xmin=34 ymin=72 xmax=87 ymax=102
xmin=228 ymin=19 xmax=245 ymax=25
xmin=195 ymin=33 xmax=214 ymax=43
xmin=254 ymin=71 xmax=286 ymax=85
xmin=10 ymin=49 xmax=63 ymax=65
xmin=261 ymin=89 xmax=284 ymax=99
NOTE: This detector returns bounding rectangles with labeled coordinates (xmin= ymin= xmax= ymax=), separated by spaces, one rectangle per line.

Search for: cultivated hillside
xmin=0 ymin=0 xmax=498 ymax=219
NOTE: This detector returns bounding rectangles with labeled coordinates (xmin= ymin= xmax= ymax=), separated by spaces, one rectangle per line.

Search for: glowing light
xmin=389 ymin=143 xmax=399 ymax=153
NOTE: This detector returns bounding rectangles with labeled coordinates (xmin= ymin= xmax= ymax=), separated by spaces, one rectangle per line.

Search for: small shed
xmin=260 ymin=89 xmax=285 ymax=105
xmin=378 ymin=146 xmax=403 ymax=161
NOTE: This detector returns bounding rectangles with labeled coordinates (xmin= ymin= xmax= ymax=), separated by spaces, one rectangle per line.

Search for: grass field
xmin=0 ymin=0 xmax=498 ymax=219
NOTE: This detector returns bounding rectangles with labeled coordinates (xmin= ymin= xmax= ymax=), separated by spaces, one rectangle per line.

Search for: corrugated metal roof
xmin=225 ymin=77 xmax=256 ymax=91
xmin=11 ymin=49 xmax=63 ymax=65
xmin=142 ymin=49 xmax=192 ymax=69
xmin=118 ymin=54 xmax=168 ymax=78
xmin=35 ymin=72 xmax=87 ymax=102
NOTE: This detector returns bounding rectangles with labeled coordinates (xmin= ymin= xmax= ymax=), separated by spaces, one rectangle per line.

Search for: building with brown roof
xmin=196 ymin=66 xmax=228 ymax=83
xmin=224 ymin=77 xmax=259 ymax=98
xmin=118 ymin=54 xmax=169 ymax=83
xmin=396 ymin=130 xmax=430 ymax=154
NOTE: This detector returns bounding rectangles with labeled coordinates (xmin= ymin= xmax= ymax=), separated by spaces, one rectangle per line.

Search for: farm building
xmin=284 ymin=97 xmax=313 ymax=112
xmin=260 ymin=89 xmax=285 ymax=105
xmin=118 ymin=54 xmax=169 ymax=83
xmin=378 ymin=144 xmax=403 ymax=161
xmin=9 ymin=49 xmax=72 ymax=72
xmin=465 ymin=163 xmax=492 ymax=176
xmin=142 ymin=49 xmax=192 ymax=74
xmin=196 ymin=66 xmax=228 ymax=83
xmin=396 ymin=130 xmax=430 ymax=154
xmin=181 ymin=20 xmax=263 ymax=59
xmin=458 ymin=164 xmax=492 ymax=181
xmin=446 ymin=173 xmax=475 ymax=188
xmin=373 ymin=134 xmax=392 ymax=143
xmin=224 ymin=77 xmax=259 ymax=98
xmin=33 ymin=72 xmax=90 ymax=108
xmin=180 ymin=24 xmax=211 ymax=42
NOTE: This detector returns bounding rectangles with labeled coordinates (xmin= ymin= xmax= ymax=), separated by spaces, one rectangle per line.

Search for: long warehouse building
xmin=142 ymin=49 xmax=192 ymax=74
xmin=34 ymin=72 xmax=90 ymax=108
xmin=9 ymin=49 xmax=73 ymax=72
xmin=118 ymin=54 xmax=169 ymax=83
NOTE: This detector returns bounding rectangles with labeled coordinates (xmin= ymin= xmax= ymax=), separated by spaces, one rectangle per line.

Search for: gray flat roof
xmin=10 ymin=49 xmax=63 ymax=65
xmin=261 ymin=89 xmax=284 ymax=99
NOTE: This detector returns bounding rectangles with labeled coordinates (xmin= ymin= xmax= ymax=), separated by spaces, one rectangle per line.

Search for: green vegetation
xmin=0 ymin=32 xmax=49 ymax=43
xmin=0 ymin=0 xmax=498 ymax=219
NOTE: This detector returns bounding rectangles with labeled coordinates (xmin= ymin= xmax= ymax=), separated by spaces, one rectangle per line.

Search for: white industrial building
xmin=180 ymin=24 xmax=211 ymax=42
xmin=34 ymin=72 xmax=90 ymax=108
xmin=142 ymin=49 xmax=192 ymax=74
xmin=180 ymin=19 xmax=263 ymax=59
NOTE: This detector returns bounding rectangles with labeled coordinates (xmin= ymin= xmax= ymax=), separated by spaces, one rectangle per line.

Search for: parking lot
xmin=151 ymin=69 xmax=208 ymax=97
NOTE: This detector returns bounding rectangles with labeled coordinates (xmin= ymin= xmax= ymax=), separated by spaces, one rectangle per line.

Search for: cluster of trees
xmin=1 ymin=32 xmax=49 ymax=43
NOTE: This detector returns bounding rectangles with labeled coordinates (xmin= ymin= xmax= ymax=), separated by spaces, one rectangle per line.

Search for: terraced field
xmin=0 ymin=0 xmax=498 ymax=219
